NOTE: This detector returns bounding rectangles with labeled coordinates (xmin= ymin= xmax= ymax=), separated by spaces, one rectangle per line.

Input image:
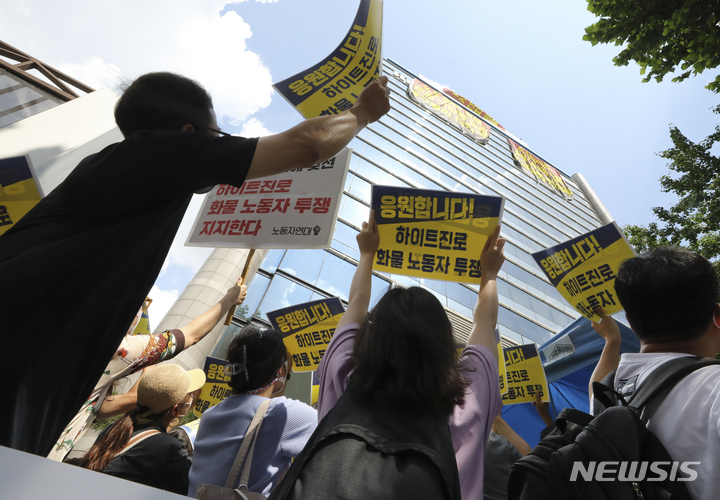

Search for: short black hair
xmin=226 ymin=325 xmax=287 ymax=394
xmin=114 ymin=72 xmax=213 ymax=137
xmin=615 ymin=246 xmax=719 ymax=342
xmin=351 ymin=286 xmax=469 ymax=415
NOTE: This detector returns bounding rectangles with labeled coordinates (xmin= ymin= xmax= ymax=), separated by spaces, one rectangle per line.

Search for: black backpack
xmin=507 ymin=356 xmax=720 ymax=500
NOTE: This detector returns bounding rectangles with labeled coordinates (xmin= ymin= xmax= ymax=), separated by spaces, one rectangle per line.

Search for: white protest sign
xmin=186 ymin=148 xmax=351 ymax=248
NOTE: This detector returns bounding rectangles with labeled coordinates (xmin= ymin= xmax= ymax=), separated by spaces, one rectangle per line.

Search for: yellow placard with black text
xmin=370 ymin=185 xmax=504 ymax=284
xmin=311 ymin=372 xmax=320 ymax=406
xmin=501 ymin=344 xmax=549 ymax=405
xmin=496 ymin=328 xmax=508 ymax=395
xmin=532 ymin=222 xmax=637 ymax=323
xmin=266 ymin=298 xmax=345 ymax=373
xmin=0 ymin=156 xmax=44 ymax=236
xmin=273 ymin=0 xmax=383 ymax=119
xmin=193 ymin=356 xmax=233 ymax=418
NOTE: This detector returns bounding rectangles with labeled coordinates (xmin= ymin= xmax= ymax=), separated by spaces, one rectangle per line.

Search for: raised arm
xmin=491 ymin=415 xmax=532 ymax=457
xmin=337 ymin=210 xmax=379 ymax=330
xmin=97 ymin=366 xmax=154 ymax=420
xmin=246 ymin=77 xmax=391 ymax=179
xmin=181 ymin=277 xmax=248 ymax=347
xmin=467 ymin=225 xmax=505 ymax=361
xmin=588 ymin=306 xmax=621 ymax=400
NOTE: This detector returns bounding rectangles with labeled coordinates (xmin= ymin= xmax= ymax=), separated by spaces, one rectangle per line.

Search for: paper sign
xmin=193 ymin=356 xmax=233 ymax=418
xmin=266 ymin=297 xmax=345 ymax=373
xmin=273 ymin=0 xmax=384 ymax=119
xmin=532 ymin=222 xmax=637 ymax=322
xmin=496 ymin=328 xmax=508 ymax=395
xmin=501 ymin=344 xmax=549 ymax=405
xmin=311 ymin=372 xmax=320 ymax=406
xmin=370 ymin=185 xmax=504 ymax=283
xmin=186 ymin=149 xmax=351 ymax=248
xmin=0 ymin=155 xmax=44 ymax=236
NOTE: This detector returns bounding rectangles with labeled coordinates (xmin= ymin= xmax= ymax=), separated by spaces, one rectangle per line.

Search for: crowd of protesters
xmin=2 ymin=70 xmax=719 ymax=500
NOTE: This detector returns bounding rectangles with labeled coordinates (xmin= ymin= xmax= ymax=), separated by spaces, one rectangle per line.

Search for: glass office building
xmin=214 ymin=58 xmax=609 ymax=356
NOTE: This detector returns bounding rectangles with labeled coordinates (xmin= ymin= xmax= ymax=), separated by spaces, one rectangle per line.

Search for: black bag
xmin=507 ymin=356 xmax=720 ymax=500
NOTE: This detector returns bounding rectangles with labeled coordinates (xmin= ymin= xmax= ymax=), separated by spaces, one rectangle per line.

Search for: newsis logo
xmin=570 ymin=462 xmax=700 ymax=482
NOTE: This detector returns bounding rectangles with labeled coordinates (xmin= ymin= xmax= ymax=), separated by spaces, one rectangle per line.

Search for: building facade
xmin=210 ymin=58 xmax=611 ymax=362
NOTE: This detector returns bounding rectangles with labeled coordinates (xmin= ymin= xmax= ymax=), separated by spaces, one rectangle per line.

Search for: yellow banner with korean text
xmin=272 ymin=0 xmax=383 ymax=119
xmin=370 ymin=186 xmax=504 ymax=284
xmin=508 ymin=140 xmax=573 ymax=200
xmin=0 ymin=155 xmax=44 ymax=236
xmin=532 ymin=222 xmax=637 ymax=323
xmin=266 ymin=297 xmax=345 ymax=373
xmin=501 ymin=344 xmax=549 ymax=405
xmin=193 ymin=356 xmax=233 ymax=418
xmin=311 ymin=372 xmax=320 ymax=406
xmin=443 ymin=87 xmax=506 ymax=132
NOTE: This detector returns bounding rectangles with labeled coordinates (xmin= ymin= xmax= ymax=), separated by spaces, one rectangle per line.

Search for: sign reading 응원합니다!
xmin=501 ymin=344 xmax=550 ymax=406
xmin=273 ymin=0 xmax=383 ymax=119
xmin=531 ymin=221 xmax=637 ymax=323
xmin=186 ymin=148 xmax=351 ymax=249
xmin=370 ymin=185 xmax=504 ymax=284
xmin=0 ymin=155 xmax=44 ymax=236
xmin=193 ymin=356 xmax=233 ymax=418
xmin=266 ymin=297 xmax=345 ymax=373
xmin=408 ymin=79 xmax=491 ymax=145
xmin=508 ymin=139 xmax=574 ymax=200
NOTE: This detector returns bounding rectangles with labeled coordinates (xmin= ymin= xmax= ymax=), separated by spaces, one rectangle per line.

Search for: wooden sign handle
xmin=224 ymin=249 xmax=256 ymax=325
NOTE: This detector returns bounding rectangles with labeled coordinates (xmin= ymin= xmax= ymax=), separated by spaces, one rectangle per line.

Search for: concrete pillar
xmin=154 ymin=247 xmax=268 ymax=371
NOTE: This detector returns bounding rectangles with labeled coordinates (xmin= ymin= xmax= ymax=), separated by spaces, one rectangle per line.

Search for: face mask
xmin=270 ymin=360 xmax=289 ymax=397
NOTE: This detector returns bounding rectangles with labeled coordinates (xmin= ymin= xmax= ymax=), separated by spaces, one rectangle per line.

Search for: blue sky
xmin=2 ymin=0 xmax=717 ymax=324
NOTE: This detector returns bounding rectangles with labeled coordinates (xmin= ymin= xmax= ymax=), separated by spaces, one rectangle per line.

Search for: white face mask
xmin=270 ymin=360 xmax=289 ymax=397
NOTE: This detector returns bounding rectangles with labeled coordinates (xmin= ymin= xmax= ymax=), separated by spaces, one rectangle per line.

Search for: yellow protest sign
xmin=501 ymin=344 xmax=549 ymax=405
xmin=266 ymin=297 xmax=345 ymax=373
xmin=273 ymin=0 xmax=383 ymax=119
xmin=532 ymin=222 xmax=637 ymax=323
xmin=495 ymin=328 xmax=508 ymax=395
xmin=311 ymin=372 xmax=320 ymax=406
xmin=443 ymin=87 xmax=506 ymax=132
xmin=508 ymin=140 xmax=573 ymax=200
xmin=193 ymin=356 xmax=233 ymax=418
xmin=0 ymin=155 xmax=44 ymax=236
xmin=370 ymin=185 xmax=504 ymax=284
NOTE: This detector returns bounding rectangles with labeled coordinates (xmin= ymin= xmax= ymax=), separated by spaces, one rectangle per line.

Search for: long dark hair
xmin=79 ymin=404 xmax=170 ymax=472
xmin=226 ymin=325 xmax=287 ymax=394
xmin=351 ymin=286 xmax=470 ymax=415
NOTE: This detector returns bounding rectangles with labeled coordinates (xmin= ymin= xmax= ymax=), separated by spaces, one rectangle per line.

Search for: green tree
xmin=584 ymin=0 xmax=720 ymax=92
xmin=624 ymin=105 xmax=720 ymax=274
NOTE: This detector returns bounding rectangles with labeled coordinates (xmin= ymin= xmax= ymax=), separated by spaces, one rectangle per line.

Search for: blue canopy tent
xmin=500 ymin=315 xmax=641 ymax=448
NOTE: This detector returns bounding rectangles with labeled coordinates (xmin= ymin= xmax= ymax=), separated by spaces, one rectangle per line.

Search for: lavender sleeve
xmin=316 ymin=322 xmax=359 ymax=420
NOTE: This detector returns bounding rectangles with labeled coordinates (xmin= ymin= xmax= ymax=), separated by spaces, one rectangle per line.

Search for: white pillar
xmin=154 ymin=247 xmax=268 ymax=371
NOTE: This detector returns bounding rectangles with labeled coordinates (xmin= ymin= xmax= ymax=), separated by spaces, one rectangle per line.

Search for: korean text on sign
xmin=266 ymin=297 xmax=345 ymax=373
xmin=193 ymin=356 xmax=233 ymax=417
xmin=272 ymin=0 xmax=383 ymax=119
xmin=501 ymin=344 xmax=549 ymax=406
xmin=532 ymin=222 xmax=637 ymax=323
xmin=495 ymin=328 xmax=508 ymax=395
xmin=370 ymin=185 xmax=504 ymax=284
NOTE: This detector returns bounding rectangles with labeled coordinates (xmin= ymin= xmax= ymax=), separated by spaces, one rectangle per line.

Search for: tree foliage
xmin=584 ymin=0 xmax=720 ymax=92
xmin=624 ymin=106 xmax=720 ymax=274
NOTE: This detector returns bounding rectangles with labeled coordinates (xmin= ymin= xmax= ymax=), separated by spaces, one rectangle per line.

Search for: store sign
xmin=408 ymin=79 xmax=491 ymax=145
xmin=509 ymin=139 xmax=574 ymax=200
xmin=186 ymin=149 xmax=351 ymax=249
xmin=443 ymin=88 xmax=505 ymax=131
xmin=273 ymin=0 xmax=384 ymax=118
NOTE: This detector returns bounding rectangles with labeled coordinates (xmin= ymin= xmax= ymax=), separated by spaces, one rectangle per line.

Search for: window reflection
xmin=316 ymin=253 xmax=357 ymax=301
xmin=260 ymin=249 xmax=285 ymax=273
xmin=258 ymin=275 xmax=314 ymax=321
xmin=279 ymin=249 xmax=326 ymax=285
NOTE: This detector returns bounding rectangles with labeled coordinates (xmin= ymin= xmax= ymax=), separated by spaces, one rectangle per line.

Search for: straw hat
xmin=137 ymin=364 xmax=206 ymax=414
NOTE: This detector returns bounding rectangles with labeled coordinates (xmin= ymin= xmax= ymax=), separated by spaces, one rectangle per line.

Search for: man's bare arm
xmin=246 ymin=77 xmax=391 ymax=179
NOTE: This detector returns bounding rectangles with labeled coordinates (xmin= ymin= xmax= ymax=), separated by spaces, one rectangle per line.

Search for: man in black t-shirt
xmin=0 ymin=72 xmax=390 ymax=456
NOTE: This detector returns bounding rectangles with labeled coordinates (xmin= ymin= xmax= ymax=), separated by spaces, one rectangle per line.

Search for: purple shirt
xmin=318 ymin=322 xmax=502 ymax=500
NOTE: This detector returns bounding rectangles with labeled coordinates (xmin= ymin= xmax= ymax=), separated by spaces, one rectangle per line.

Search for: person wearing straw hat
xmin=80 ymin=363 xmax=206 ymax=495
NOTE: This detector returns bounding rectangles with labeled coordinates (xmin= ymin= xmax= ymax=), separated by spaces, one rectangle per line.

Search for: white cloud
xmin=0 ymin=0 xmax=274 ymax=125
xmin=240 ymin=117 xmax=274 ymax=137
xmin=147 ymin=285 xmax=181 ymax=330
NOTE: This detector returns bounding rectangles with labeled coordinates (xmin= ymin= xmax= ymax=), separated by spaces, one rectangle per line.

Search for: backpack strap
xmin=224 ymin=399 xmax=271 ymax=490
xmin=113 ymin=429 xmax=161 ymax=459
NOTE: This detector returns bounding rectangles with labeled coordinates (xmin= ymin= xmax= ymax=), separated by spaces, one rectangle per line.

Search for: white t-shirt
xmin=613 ymin=352 xmax=720 ymax=500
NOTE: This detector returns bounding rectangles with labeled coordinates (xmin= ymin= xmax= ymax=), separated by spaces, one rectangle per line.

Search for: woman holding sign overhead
xmin=188 ymin=325 xmax=317 ymax=498
xmin=269 ymin=211 xmax=505 ymax=500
